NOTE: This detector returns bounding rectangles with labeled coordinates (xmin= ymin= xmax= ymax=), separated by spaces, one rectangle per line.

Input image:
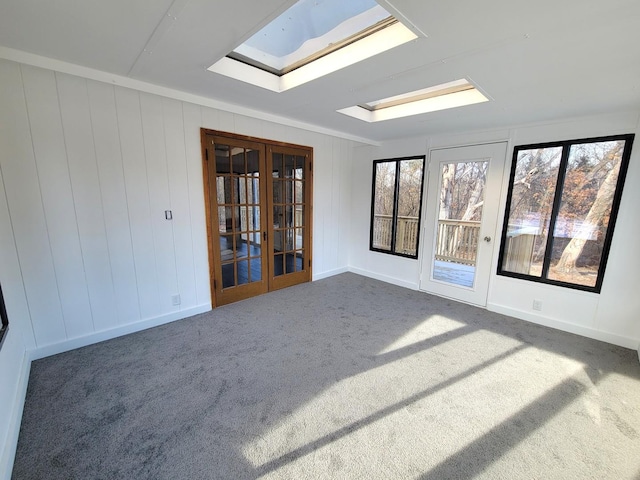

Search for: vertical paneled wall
xmin=0 ymin=58 xmax=355 ymax=352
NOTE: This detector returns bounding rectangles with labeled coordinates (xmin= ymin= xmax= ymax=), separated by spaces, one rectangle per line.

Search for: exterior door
xmin=419 ymin=142 xmax=507 ymax=306
xmin=202 ymin=131 xmax=312 ymax=306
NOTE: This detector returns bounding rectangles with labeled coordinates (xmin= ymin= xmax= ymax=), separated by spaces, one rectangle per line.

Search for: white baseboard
xmin=0 ymin=349 xmax=30 ymax=480
xmin=487 ymin=302 xmax=640 ymax=350
xmin=313 ymin=267 xmax=348 ymax=282
xmin=347 ymin=267 xmax=419 ymax=291
xmin=29 ymin=304 xmax=211 ymax=361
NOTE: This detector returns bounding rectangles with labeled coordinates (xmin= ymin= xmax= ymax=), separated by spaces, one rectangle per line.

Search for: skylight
xmin=208 ymin=0 xmax=417 ymax=92
xmin=337 ymin=79 xmax=490 ymax=122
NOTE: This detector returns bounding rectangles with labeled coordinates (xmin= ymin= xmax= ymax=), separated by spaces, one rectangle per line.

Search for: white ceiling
xmin=1 ymin=0 xmax=639 ymax=143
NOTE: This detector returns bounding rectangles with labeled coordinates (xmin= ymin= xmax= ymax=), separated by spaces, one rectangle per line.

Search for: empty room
xmin=1 ymin=0 xmax=639 ymax=478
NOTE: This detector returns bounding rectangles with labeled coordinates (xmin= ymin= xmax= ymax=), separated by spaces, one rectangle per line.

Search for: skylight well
xmin=337 ymin=79 xmax=490 ymax=122
xmin=208 ymin=0 xmax=417 ymax=92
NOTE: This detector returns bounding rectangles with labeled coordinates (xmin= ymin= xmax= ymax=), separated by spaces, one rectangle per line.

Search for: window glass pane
xmin=547 ymin=140 xmax=626 ymax=287
xmin=370 ymin=156 xmax=425 ymax=258
xmin=432 ymin=161 xmax=486 ymax=287
xmin=372 ymin=161 xmax=395 ymax=252
xmin=394 ymin=159 xmax=424 ymax=256
xmin=499 ymin=134 xmax=633 ymax=292
xmin=501 ymin=147 xmax=562 ymax=276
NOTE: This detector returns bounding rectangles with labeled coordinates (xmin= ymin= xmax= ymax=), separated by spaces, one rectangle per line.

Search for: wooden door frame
xmin=201 ymin=128 xmax=313 ymax=307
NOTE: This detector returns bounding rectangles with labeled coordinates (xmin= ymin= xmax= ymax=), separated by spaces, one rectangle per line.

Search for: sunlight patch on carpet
xmin=377 ymin=315 xmax=467 ymax=355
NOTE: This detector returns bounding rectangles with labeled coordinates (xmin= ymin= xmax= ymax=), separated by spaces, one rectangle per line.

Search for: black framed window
xmin=0 ymin=283 xmax=8 ymax=349
xmin=497 ymin=134 xmax=634 ymax=292
xmin=370 ymin=156 xmax=425 ymax=258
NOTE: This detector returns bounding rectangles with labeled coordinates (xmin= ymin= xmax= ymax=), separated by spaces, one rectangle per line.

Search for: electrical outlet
xmin=171 ymin=294 xmax=181 ymax=306
xmin=532 ymin=299 xmax=542 ymax=311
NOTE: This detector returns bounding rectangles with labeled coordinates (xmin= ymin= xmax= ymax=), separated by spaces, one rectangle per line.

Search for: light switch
xmin=165 ymin=210 xmax=173 ymax=220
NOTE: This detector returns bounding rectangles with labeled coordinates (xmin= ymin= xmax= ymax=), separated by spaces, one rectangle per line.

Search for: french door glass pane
xmin=237 ymin=260 xmax=249 ymax=286
xmin=271 ymin=152 xmax=306 ymax=278
xmin=222 ymin=263 xmax=234 ymax=288
xmin=250 ymin=257 xmax=262 ymax=282
xmin=286 ymin=255 xmax=297 ymax=274
xmin=274 ymin=253 xmax=284 ymax=276
xmin=217 ymin=144 xmax=262 ymax=289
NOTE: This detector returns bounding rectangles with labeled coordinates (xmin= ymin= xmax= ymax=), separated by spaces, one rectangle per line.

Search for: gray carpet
xmin=11 ymin=273 xmax=640 ymax=479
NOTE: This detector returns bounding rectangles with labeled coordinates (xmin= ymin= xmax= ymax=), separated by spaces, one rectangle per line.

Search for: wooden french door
xmin=202 ymin=130 xmax=312 ymax=306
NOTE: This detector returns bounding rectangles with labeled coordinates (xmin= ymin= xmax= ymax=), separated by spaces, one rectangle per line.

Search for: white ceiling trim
xmin=0 ymin=46 xmax=381 ymax=146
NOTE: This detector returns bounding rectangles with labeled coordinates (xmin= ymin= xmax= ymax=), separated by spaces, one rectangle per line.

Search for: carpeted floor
xmin=12 ymin=273 xmax=640 ymax=479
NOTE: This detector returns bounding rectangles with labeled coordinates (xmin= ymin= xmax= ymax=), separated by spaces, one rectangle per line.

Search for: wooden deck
xmin=432 ymin=260 xmax=476 ymax=288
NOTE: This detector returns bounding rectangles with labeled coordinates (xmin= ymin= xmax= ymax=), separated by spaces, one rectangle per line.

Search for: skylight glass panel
xmin=229 ymin=0 xmax=393 ymax=76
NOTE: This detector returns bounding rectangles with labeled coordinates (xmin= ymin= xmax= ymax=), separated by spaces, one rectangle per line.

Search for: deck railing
xmin=372 ymin=215 xmax=419 ymax=255
xmin=435 ymin=219 xmax=481 ymax=265
xmin=373 ymin=215 xmax=481 ymax=264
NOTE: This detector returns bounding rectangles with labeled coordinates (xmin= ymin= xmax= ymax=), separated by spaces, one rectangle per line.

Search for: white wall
xmin=0 ymin=57 xmax=355 ymax=477
xmin=349 ymin=137 xmax=428 ymax=289
xmin=349 ymin=112 xmax=640 ymax=349
xmin=0 ymin=163 xmax=31 ymax=479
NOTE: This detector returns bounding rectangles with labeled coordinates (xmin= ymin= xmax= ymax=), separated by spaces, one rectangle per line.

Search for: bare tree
xmin=555 ymin=143 xmax=623 ymax=272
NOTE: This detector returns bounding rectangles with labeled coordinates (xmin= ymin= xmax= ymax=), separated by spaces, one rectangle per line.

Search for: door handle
xmin=484 ymin=236 xmax=492 ymax=243
xmin=263 ymin=231 xmax=267 ymax=242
